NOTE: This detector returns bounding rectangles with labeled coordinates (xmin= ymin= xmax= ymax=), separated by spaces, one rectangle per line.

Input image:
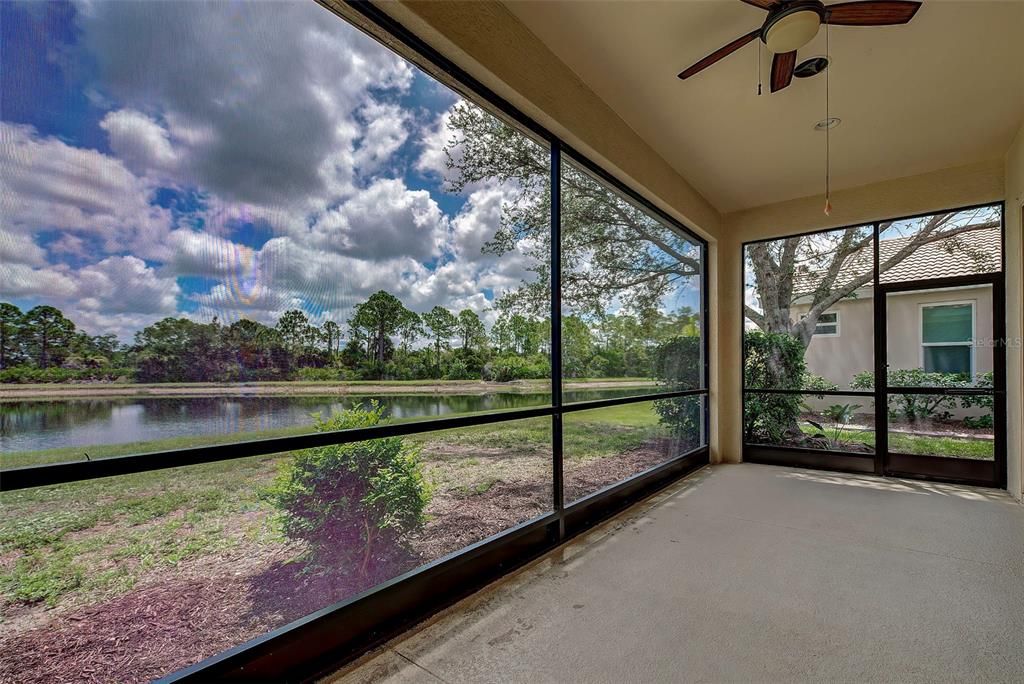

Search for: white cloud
xmin=416 ymin=106 xmax=461 ymax=185
xmin=76 ymin=0 xmax=412 ymax=215
xmin=48 ymin=234 xmax=89 ymax=260
xmin=0 ymin=122 xmax=173 ymax=259
xmin=99 ymin=109 xmax=178 ymax=175
xmin=451 ymin=185 xmax=506 ymax=259
xmin=353 ymin=101 xmax=409 ymax=175
xmin=188 ymin=235 xmax=426 ymax=326
xmin=312 ymin=179 xmax=448 ymax=260
xmin=0 ymin=254 xmax=179 ymax=338
xmin=75 ymin=256 xmax=179 ymax=315
xmin=166 ymin=229 xmax=256 ymax=278
xmin=0 ymin=231 xmax=47 ymax=267
xmin=0 ymin=262 xmax=77 ymax=300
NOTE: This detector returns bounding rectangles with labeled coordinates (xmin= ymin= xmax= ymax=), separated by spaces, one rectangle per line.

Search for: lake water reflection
xmin=1 ymin=388 xmax=636 ymax=454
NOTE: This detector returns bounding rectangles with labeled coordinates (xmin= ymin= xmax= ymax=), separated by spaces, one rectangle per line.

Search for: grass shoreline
xmin=0 ymin=377 xmax=656 ymax=401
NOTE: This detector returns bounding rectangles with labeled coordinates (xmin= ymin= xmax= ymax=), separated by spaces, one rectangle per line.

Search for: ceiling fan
xmin=677 ymin=0 xmax=922 ymax=92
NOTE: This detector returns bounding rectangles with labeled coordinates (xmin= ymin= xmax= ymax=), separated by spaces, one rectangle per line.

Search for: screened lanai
xmin=1 ymin=0 xmax=1022 ymax=682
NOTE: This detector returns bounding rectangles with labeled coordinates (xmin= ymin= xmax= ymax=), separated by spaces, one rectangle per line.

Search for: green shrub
xmin=0 ymin=365 xmax=135 ymax=384
xmin=959 ymin=371 xmax=994 ymax=413
xmin=294 ymin=366 xmax=347 ymax=381
xmin=963 ymin=414 xmax=993 ymax=429
xmin=444 ymin=358 xmax=474 ymax=380
xmin=652 ymin=336 xmax=702 ymax=446
xmin=803 ymin=402 xmax=863 ymax=450
xmin=261 ymin=403 xmax=431 ymax=585
xmin=652 ymin=335 xmax=701 ymax=390
xmin=743 ymin=331 xmax=807 ymax=443
xmin=481 ymin=354 xmax=550 ymax=382
xmin=851 ymin=368 xmax=972 ymax=422
xmin=802 ymin=372 xmax=838 ymax=393
xmin=744 ymin=331 xmax=806 ymax=390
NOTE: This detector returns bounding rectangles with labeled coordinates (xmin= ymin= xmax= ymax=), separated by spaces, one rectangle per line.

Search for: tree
xmin=745 ymin=207 xmax=1001 ymax=350
xmin=20 ymin=305 xmax=76 ymax=369
xmin=133 ymin=317 xmax=229 ymax=382
xmin=0 ymin=303 xmax=23 ymax=369
xmin=89 ymin=333 xmax=121 ymax=360
xmin=490 ymin=314 xmax=514 ymax=354
xmin=349 ymin=291 xmax=413 ymax=368
xmin=456 ymin=309 xmax=486 ymax=351
xmin=561 ymin=315 xmax=595 ymax=378
xmin=444 ymin=101 xmax=1000 ymax=371
xmin=444 ymin=100 xmax=701 ymax=321
xmin=277 ymin=309 xmax=312 ymax=360
xmin=225 ymin=318 xmax=279 ymax=376
xmin=508 ymin=314 xmax=541 ymax=356
xmin=322 ymin=320 xmax=342 ymax=355
xmin=396 ymin=310 xmax=424 ymax=353
xmin=421 ymin=306 xmax=457 ymax=376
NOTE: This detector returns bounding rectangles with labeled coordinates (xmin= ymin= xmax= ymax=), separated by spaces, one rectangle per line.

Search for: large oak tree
xmin=443 ymin=101 xmax=1000 ymax=353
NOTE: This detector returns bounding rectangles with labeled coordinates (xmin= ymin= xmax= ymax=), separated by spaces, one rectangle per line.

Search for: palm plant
xmin=805 ymin=403 xmax=862 ymax=449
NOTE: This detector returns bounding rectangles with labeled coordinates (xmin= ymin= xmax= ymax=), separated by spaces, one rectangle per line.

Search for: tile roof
xmin=793 ymin=226 xmax=1001 ymax=298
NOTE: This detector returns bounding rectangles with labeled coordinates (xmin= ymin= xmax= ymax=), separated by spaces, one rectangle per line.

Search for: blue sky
xmin=1 ymin=0 xmax=704 ymax=344
xmin=0 ymin=0 xmax=548 ymax=340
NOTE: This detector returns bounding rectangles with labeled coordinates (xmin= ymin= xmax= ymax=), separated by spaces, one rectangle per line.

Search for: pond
xmin=1 ymin=388 xmax=638 ymax=454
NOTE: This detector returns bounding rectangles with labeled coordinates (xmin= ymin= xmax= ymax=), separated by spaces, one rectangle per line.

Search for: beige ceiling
xmin=504 ymin=0 xmax=1024 ymax=213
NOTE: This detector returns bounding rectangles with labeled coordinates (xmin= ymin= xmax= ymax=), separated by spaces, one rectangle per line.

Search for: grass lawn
xmin=0 ymin=402 xmax=666 ymax=616
xmin=798 ymin=425 xmax=994 ymax=460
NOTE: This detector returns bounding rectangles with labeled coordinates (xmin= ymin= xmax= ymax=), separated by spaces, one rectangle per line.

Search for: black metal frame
xmin=2 ymin=2 xmax=711 ymax=682
xmin=742 ymin=202 xmax=1007 ymax=488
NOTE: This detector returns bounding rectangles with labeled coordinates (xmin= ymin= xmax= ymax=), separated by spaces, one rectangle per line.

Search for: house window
xmin=801 ymin=311 xmax=840 ymax=336
xmin=921 ymin=302 xmax=973 ymax=375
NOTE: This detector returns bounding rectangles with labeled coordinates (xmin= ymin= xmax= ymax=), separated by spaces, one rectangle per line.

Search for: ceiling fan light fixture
xmin=763 ymin=6 xmax=822 ymax=54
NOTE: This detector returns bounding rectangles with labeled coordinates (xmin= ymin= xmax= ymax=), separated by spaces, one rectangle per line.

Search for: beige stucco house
xmin=795 ymin=227 xmax=1000 ymax=388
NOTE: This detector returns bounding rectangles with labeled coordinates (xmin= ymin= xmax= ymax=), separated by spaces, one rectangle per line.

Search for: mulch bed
xmin=0 ymin=439 xmax=684 ymax=684
xmin=565 ymin=437 xmax=683 ymax=501
xmin=0 ymin=576 xmax=273 ymax=684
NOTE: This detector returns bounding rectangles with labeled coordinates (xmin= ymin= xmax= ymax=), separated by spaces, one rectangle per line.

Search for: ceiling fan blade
xmin=678 ymin=29 xmax=761 ymax=80
xmin=739 ymin=0 xmax=777 ymax=9
xmin=825 ymin=1 xmax=921 ymax=25
xmin=770 ymin=50 xmax=796 ymax=92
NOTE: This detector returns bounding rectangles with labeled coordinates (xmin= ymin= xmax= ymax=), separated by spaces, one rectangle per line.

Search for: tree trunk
xmin=360 ymin=517 xmax=377 ymax=580
xmin=40 ymin=329 xmax=49 ymax=369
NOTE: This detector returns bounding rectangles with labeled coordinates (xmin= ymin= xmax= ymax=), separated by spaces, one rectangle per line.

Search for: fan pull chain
xmin=757 ymin=41 xmax=762 ymax=96
xmin=824 ymin=23 xmax=832 ymax=216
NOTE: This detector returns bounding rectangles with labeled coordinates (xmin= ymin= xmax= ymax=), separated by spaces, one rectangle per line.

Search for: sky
xmin=0 ymin=0 xmax=543 ymax=341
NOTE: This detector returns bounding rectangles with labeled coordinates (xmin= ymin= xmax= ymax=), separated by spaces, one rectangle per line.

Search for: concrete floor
xmin=326 ymin=464 xmax=1024 ymax=683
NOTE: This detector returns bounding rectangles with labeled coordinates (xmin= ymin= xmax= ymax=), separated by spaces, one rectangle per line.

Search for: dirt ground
xmin=0 ymin=441 xmax=675 ymax=684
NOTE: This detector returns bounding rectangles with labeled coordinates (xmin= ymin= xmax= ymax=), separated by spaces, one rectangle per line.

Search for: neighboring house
xmin=792 ymin=227 xmax=1000 ymax=389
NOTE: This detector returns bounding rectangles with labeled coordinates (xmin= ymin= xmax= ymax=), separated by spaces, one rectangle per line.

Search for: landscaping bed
xmin=747 ymin=412 xmax=994 ymax=460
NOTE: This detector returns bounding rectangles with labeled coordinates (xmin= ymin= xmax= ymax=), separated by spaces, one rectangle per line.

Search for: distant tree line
xmin=0 ymin=293 xmax=698 ymax=384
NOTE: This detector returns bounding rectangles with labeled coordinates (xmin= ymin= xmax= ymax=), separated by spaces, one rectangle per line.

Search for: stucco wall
xmin=885 ymin=288 xmax=994 ymax=377
xmin=1005 ymin=123 xmax=1024 ymax=500
xmin=798 ymin=297 xmax=874 ymax=387
xmin=795 ymin=286 xmax=993 ymax=385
